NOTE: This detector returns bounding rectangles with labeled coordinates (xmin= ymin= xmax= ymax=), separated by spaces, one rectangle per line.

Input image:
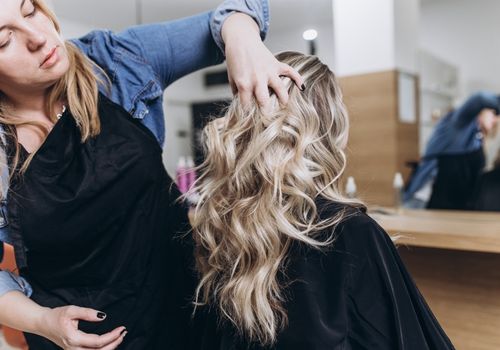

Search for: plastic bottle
xmin=345 ymin=176 xmax=357 ymax=199
xmin=176 ymin=156 xmax=188 ymax=193
xmin=393 ymin=172 xmax=404 ymax=212
xmin=186 ymin=156 xmax=197 ymax=191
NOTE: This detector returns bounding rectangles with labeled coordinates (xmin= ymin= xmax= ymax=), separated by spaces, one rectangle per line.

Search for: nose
xmin=25 ymin=27 xmax=47 ymax=52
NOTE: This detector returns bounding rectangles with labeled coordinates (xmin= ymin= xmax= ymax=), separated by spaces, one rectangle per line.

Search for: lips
xmin=40 ymin=46 xmax=58 ymax=68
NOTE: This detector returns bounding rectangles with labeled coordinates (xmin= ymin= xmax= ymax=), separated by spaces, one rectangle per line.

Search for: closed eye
xmin=0 ymin=32 xmax=12 ymax=49
xmin=25 ymin=8 xmax=37 ymax=18
xmin=23 ymin=0 xmax=37 ymax=18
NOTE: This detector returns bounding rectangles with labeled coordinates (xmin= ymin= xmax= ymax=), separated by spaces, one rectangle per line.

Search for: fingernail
xmin=97 ymin=312 xmax=106 ymax=319
xmin=120 ymin=328 xmax=127 ymax=335
xmin=300 ymin=84 xmax=306 ymax=91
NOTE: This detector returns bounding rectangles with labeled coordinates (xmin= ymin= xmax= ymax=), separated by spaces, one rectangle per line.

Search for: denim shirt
xmin=404 ymin=91 xmax=500 ymax=203
xmin=0 ymin=0 xmax=269 ymax=298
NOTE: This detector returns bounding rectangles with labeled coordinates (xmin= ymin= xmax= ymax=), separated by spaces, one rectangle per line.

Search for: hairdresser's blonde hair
xmin=191 ymin=51 xmax=364 ymax=346
xmin=0 ymin=0 xmax=107 ymax=181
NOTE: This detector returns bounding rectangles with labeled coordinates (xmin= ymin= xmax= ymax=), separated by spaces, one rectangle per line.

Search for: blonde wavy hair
xmin=191 ymin=51 xmax=364 ymax=346
xmin=0 ymin=0 xmax=107 ymax=188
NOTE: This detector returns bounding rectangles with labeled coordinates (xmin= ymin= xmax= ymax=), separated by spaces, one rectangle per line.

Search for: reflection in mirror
xmin=404 ymin=0 xmax=500 ymax=212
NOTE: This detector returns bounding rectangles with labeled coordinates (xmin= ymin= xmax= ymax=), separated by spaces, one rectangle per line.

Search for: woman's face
xmin=0 ymin=0 xmax=69 ymax=96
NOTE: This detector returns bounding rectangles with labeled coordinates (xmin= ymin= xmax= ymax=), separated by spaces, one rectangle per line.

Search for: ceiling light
xmin=302 ymin=29 xmax=318 ymax=41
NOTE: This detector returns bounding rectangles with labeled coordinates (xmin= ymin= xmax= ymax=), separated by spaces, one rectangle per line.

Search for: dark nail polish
xmin=301 ymin=84 xmax=306 ymax=91
xmin=120 ymin=328 xmax=127 ymax=335
xmin=97 ymin=312 xmax=106 ymax=319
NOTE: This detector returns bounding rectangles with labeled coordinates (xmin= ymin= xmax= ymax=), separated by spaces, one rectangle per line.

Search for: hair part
xmin=190 ymin=51 xmax=364 ymax=346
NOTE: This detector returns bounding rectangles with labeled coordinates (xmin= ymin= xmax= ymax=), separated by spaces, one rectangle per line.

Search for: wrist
xmin=30 ymin=306 xmax=53 ymax=337
xmin=222 ymin=13 xmax=260 ymax=47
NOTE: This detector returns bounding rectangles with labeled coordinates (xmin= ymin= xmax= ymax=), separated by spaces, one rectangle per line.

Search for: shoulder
xmin=316 ymin=201 xmax=395 ymax=261
xmin=69 ymin=33 xmax=163 ymax=121
xmin=70 ymin=29 xmax=143 ymax=63
xmin=318 ymin=201 xmax=389 ymax=244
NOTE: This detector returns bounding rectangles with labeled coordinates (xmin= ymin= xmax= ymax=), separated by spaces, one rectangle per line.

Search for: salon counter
xmin=371 ymin=208 xmax=500 ymax=350
xmin=371 ymin=208 xmax=500 ymax=253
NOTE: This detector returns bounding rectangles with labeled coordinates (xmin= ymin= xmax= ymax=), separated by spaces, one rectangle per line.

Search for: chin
xmin=48 ymin=58 xmax=71 ymax=82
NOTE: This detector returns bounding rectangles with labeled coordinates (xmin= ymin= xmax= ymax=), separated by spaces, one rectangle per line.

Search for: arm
xmin=116 ymin=0 xmax=302 ymax=105
xmin=113 ymin=0 xmax=268 ymax=89
xmin=422 ymin=91 xmax=500 ymax=159
xmin=0 ymin=289 xmax=126 ymax=349
xmin=451 ymin=91 xmax=500 ymax=128
xmin=0 ymin=270 xmax=31 ymax=298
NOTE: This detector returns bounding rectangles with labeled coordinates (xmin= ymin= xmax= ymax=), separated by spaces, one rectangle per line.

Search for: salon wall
xmin=58 ymin=18 xmax=93 ymax=39
xmin=332 ymin=0 xmax=396 ymax=76
xmin=420 ymin=0 xmax=500 ymax=97
xmin=332 ymin=0 xmax=419 ymax=76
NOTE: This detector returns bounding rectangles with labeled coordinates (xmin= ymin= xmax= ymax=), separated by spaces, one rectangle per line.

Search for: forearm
xmin=221 ymin=12 xmax=261 ymax=50
xmin=0 ymin=290 xmax=49 ymax=336
xmin=453 ymin=91 xmax=500 ymax=127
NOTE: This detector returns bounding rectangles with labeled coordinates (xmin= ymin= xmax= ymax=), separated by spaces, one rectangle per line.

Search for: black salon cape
xmin=473 ymin=167 xmax=500 ymax=211
xmin=427 ymin=149 xmax=485 ymax=210
xmin=190 ymin=204 xmax=455 ymax=350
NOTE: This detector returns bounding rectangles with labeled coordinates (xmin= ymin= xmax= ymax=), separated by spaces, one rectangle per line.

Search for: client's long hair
xmin=190 ymin=51 xmax=364 ymax=346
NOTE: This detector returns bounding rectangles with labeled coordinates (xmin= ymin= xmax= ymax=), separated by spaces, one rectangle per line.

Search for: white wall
xmin=332 ymin=0 xmax=395 ymax=76
xmin=332 ymin=0 xmax=420 ymax=76
xmin=394 ymin=0 xmax=420 ymax=74
xmin=59 ymin=18 xmax=94 ymax=39
xmin=420 ymin=0 xmax=500 ymax=97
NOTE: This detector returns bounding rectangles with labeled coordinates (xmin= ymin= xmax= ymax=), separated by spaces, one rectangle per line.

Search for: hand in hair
xmin=478 ymin=108 xmax=499 ymax=137
xmin=222 ymin=13 xmax=304 ymax=110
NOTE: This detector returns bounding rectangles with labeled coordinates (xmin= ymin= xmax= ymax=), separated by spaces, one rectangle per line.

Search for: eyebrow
xmin=0 ymin=0 xmax=28 ymax=32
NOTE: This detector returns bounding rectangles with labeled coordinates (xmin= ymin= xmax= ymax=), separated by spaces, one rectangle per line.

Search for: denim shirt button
xmin=140 ymin=109 xmax=149 ymax=118
xmin=476 ymin=132 xmax=483 ymax=140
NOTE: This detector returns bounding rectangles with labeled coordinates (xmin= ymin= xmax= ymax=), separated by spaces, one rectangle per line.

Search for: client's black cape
xmin=189 ymin=203 xmax=455 ymax=350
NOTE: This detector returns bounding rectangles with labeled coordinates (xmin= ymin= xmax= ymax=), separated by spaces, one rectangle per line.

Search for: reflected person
xmin=404 ymin=91 xmax=500 ymax=210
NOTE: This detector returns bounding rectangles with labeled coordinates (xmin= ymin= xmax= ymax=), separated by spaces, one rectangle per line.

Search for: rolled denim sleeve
xmin=211 ymin=0 xmax=270 ymax=53
xmin=0 ymin=270 xmax=32 ymax=298
xmin=123 ymin=12 xmax=224 ymax=89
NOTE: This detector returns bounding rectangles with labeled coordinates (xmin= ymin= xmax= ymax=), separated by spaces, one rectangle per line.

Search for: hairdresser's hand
xmin=478 ymin=108 xmax=499 ymax=136
xmin=222 ymin=13 xmax=304 ymax=109
xmin=39 ymin=306 xmax=126 ymax=350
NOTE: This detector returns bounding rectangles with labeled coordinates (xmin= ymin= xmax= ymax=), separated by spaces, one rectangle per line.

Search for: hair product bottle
xmin=345 ymin=176 xmax=357 ymax=199
xmin=176 ymin=156 xmax=188 ymax=193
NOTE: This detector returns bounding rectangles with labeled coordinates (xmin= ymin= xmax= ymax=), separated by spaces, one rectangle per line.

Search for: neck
xmin=3 ymin=88 xmax=63 ymax=122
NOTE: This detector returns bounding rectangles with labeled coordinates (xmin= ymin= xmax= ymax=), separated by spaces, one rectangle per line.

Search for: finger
xmin=97 ymin=330 xmax=127 ymax=350
xmin=279 ymin=64 xmax=304 ymax=90
xmin=237 ymin=81 xmax=253 ymax=109
xmin=269 ymin=76 xmax=289 ymax=106
xmin=67 ymin=306 xmax=107 ymax=323
xmin=228 ymin=75 xmax=237 ymax=95
xmin=71 ymin=326 xmax=126 ymax=348
xmin=254 ymin=80 xmax=271 ymax=110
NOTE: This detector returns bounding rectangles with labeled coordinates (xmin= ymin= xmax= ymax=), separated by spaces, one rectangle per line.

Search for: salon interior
xmin=1 ymin=0 xmax=500 ymax=349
